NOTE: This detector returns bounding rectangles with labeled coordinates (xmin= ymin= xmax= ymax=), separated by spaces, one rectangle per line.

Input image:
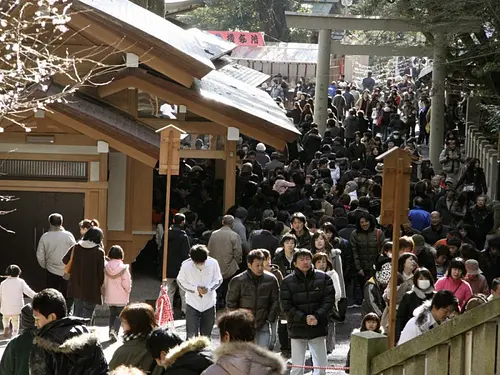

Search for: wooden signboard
xmin=376 ymin=146 xmax=412 ymax=348
xmin=157 ymin=124 xmax=185 ymax=176
xmin=376 ymin=147 xmax=412 ymax=226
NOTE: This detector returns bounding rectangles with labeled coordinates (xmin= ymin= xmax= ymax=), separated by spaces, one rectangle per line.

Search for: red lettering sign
xmin=207 ymin=31 xmax=265 ymax=46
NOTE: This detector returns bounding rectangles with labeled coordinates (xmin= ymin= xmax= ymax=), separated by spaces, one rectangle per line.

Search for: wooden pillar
xmin=350 ymin=331 xmax=388 ymax=375
xmin=224 ymin=140 xmax=237 ymax=213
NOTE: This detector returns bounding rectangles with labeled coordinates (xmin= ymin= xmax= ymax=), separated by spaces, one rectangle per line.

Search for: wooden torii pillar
xmin=156 ymin=124 xmax=186 ymax=282
xmin=377 ymin=147 xmax=412 ymax=348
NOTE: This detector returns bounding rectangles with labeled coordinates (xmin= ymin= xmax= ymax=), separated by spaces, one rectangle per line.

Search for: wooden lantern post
xmin=376 ymin=147 xmax=412 ymax=348
xmin=156 ymin=124 xmax=186 ymax=283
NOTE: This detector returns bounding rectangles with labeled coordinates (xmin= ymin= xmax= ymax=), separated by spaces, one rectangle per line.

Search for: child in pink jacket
xmin=104 ymin=245 xmax=132 ymax=340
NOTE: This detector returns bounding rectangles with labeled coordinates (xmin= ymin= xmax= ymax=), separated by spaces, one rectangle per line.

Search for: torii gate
xmin=285 ymin=10 xmax=479 ymax=170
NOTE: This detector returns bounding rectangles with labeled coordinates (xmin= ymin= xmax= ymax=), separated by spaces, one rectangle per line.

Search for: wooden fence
xmin=350 ymin=297 xmax=500 ymax=375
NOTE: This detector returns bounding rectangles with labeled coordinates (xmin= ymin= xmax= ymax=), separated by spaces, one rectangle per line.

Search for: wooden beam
xmin=68 ymin=14 xmax=195 ymax=88
xmin=124 ymin=75 xmax=287 ymax=150
xmin=99 ymin=152 xmax=109 ymax=182
xmin=127 ymin=88 xmax=138 ymax=118
xmin=331 ymin=42 xmax=432 ymax=57
xmin=0 ymin=180 xmax=107 ymax=190
xmin=46 ymin=111 xmax=157 ymax=168
xmin=98 ymin=77 xmax=136 ymax=98
xmin=179 ymin=149 xmax=225 ymax=160
xmin=224 ymin=140 xmax=237 ymax=213
xmin=139 ymin=119 xmax=227 ymax=135
xmin=285 ymin=12 xmax=423 ymax=32
xmin=0 ymin=152 xmax=99 ymax=162
xmin=0 ymin=133 xmax=95 ymax=146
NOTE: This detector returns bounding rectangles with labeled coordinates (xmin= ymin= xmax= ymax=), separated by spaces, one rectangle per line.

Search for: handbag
xmin=63 ymin=246 xmax=75 ymax=280
xmin=463 ymin=184 xmax=475 ymax=192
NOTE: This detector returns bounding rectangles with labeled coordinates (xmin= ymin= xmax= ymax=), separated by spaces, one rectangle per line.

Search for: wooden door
xmin=0 ymin=191 xmax=84 ymax=291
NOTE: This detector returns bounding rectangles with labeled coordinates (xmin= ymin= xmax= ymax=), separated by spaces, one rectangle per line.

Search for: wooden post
xmin=377 ymin=147 xmax=412 ymax=348
xmin=224 ymin=140 xmax=237 ymax=213
xmin=388 ymin=158 xmax=403 ymax=348
xmin=156 ymin=125 xmax=186 ymax=282
xmin=350 ymin=331 xmax=388 ymax=375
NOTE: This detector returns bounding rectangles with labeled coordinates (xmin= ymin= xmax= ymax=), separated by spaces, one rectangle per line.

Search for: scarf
xmin=414 ymin=286 xmax=434 ymax=300
xmin=123 ymin=332 xmax=147 ymax=342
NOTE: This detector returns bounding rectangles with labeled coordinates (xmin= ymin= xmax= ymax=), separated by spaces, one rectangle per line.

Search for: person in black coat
xmin=395 ymin=268 xmax=435 ymax=343
xmin=248 ymin=217 xmax=280 ymax=258
xmin=411 ymin=234 xmax=438 ymax=280
xmin=146 ymin=328 xmax=213 ymax=375
xmin=280 ymin=249 xmax=335 ymax=340
xmin=30 ymin=289 xmax=108 ymax=375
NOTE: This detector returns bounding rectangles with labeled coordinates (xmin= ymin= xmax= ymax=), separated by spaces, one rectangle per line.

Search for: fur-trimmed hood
xmin=414 ymin=301 xmax=437 ymax=331
xmin=33 ymin=317 xmax=96 ymax=354
xmin=204 ymin=341 xmax=286 ymax=375
xmin=159 ymin=336 xmax=211 ymax=368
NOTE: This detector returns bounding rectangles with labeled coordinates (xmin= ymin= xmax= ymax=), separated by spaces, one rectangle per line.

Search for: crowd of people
xmin=0 ymin=71 xmax=499 ymax=375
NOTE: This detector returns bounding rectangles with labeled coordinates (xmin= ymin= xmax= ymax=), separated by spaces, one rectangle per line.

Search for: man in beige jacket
xmin=208 ymin=215 xmax=242 ymax=309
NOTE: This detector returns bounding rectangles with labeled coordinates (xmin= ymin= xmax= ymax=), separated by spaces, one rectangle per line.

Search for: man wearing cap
xmin=255 ymin=143 xmax=270 ymax=168
xmin=412 ymin=234 xmax=437 ymax=280
xmin=464 ymin=259 xmax=489 ymax=295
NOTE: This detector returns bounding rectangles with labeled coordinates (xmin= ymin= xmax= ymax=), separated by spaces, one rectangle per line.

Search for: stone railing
xmin=350 ymin=297 xmax=500 ymax=375
xmin=465 ymin=124 xmax=498 ymax=199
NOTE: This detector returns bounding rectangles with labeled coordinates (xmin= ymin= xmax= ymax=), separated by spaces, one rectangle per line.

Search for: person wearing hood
xmin=29 ymin=288 xmax=108 ymax=375
xmin=202 ymin=310 xmax=286 ymax=375
xmin=62 ymin=227 xmax=105 ymax=320
xmin=398 ymin=290 xmax=458 ymax=345
xmin=147 ymin=328 xmax=213 ymax=375
xmin=411 ymin=234 xmax=437 ymax=280
xmin=361 ymin=257 xmax=390 ymax=318
xmin=395 ymin=268 xmax=435 ymax=343
xmin=255 ymin=143 xmax=270 ymax=167
xmin=0 ymin=304 xmax=36 ymax=375
xmin=104 ymin=245 xmax=132 ymax=341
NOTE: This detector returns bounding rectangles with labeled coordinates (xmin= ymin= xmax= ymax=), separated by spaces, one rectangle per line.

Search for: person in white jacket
xmin=0 ymin=265 xmax=36 ymax=337
xmin=312 ymin=253 xmax=341 ymax=353
xmin=398 ymin=290 xmax=458 ymax=345
xmin=177 ymin=244 xmax=223 ymax=339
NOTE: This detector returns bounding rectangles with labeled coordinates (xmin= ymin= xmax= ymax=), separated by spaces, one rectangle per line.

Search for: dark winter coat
xmin=361 ymin=277 xmax=385 ymax=318
xmin=457 ymin=167 xmax=488 ymax=196
xmin=289 ymin=229 xmax=313 ymax=250
xmin=416 ymin=246 xmax=437 ymax=280
xmin=465 ymin=206 xmax=494 ymax=249
xmin=478 ymin=249 xmax=500 ymax=286
xmin=226 ymin=270 xmax=280 ymax=328
xmin=109 ymin=337 xmax=155 ymax=372
xmin=248 ymin=230 xmax=280 ymax=258
xmin=422 ymin=225 xmax=450 ymax=246
xmin=63 ymin=241 xmax=105 ymax=305
xmin=166 ymin=226 xmax=191 ymax=278
xmin=280 ymin=268 xmax=335 ymax=339
xmin=435 ymin=197 xmax=453 ymax=226
xmin=395 ymin=290 xmax=434 ymax=343
xmin=350 ymin=228 xmax=385 ymax=274
xmin=153 ymin=336 xmax=213 ymax=375
xmin=0 ymin=329 xmax=34 ymax=375
xmin=272 ymin=249 xmax=296 ymax=279
xmin=348 ymin=142 xmax=366 ymax=161
xmin=29 ymin=317 xmax=108 ymax=375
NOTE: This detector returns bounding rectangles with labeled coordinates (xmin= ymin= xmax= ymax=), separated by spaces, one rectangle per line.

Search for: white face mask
xmin=417 ymin=279 xmax=431 ymax=290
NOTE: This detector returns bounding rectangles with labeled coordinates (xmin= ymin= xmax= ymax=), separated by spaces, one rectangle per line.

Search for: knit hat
xmin=256 ymin=143 xmax=266 ymax=152
xmin=21 ymin=304 xmax=34 ymax=331
xmin=465 ymin=259 xmax=482 ymax=276
xmin=412 ymin=234 xmax=426 ymax=253
xmin=374 ymin=256 xmax=391 ymax=286
xmin=234 ymin=207 xmax=248 ymax=219
xmin=375 ymin=163 xmax=384 ymax=173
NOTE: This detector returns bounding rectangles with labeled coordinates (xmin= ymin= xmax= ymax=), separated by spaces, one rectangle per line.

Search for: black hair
xmin=459 ymin=243 xmax=478 ymax=261
xmin=83 ymin=227 xmax=103 ymax=245
xmin=413 ymin=267 xmax=435 ymax=287
xmin=361 ymin=313 xmax=381 ymax=332
xmin=291 ymin=212 xmax=307 ymax=225
xmin=173 ymin=213 xmax=186 ymax=225
xmin=146 ymin=327 xmax=184 ymax=360
xmin=32 ymin=288 xmax=67 ymax=320
xmin=190 ymin=244 xmax=209 ymax=264
xmin=292 ymin=248 xmax=313 ymax=263
xmin=247 ymin=249 xmax=265 ymax=265
xmin=260 ymin=249 xmax=271 ymax=260
xmin=321 ymin=222 xmax=337 ymax=236
xmin=358 ymin=196 xmax=370 ymax=210
xmin=431 ymin=290 xmax=458 ymax=310
xmin=398 ymin=252 xmax=418 ymax=274
xmin=414 ymin=196 xmax=424 ymax=207
xmin=48 ymin=213 xmax=63 ymax=227
xmin=356 ymin=213 xmax=376 ymax=232
xmin=5 ymin=264 xmax=21 ymax=277
xmin=108 ymin=245 xmax=124 ymax=260
xmin=262 ymin=217 xmax=276 ymax=231
xmin=218 ymin=309 xmax=255 ymax=342
xmin=447 ymin=257 xmax=466 ymax=278
xmin=280 ymin=233 xmax=297 ymax=247
xmin=435 ymin=244 xmax=450 ymax=259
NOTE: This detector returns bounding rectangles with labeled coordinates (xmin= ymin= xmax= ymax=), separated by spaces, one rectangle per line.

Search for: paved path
xmin=0 ymin=272 xmax=361 ymax=374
